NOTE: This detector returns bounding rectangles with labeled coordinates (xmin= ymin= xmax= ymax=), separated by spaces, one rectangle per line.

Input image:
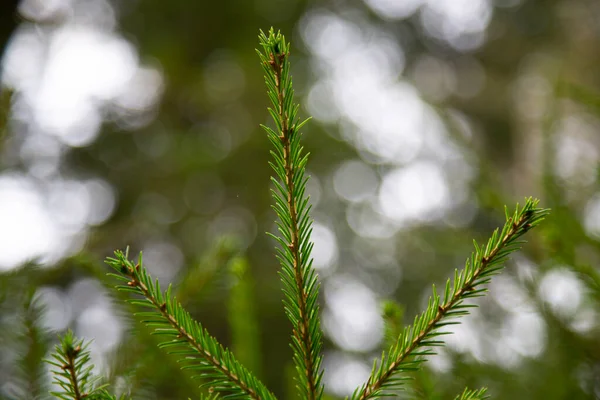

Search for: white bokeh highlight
xmin=311 ymin=222 xmax=339 ymax=272
xmin=323 ymin=276 xmax=384 ymax=352
xmin=322 ymin=351 xmax=371 ymax=397
xmin=333 ymin=160 xmax=378 ymax=203
xmin=0 ymin=176 xmax=59 ymax=269
xmin=378 ymin=161 xmax=450 ymax=224
xmin=0 ymin=0 xmax=160 ymax=270
xmin=538 ymin=268 xmax=584 ymax=319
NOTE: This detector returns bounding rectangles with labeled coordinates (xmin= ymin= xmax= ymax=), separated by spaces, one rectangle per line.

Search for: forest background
xmin=1 ymin=0 xmax=600 ymax=399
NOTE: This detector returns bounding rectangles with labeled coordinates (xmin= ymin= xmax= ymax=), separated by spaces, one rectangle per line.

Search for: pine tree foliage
xmin=47 ymin=330 xmax=111 ymax=400
xmin=0 ymin=27 xmax=552 ymax=400
xmin=0 ymin=268 xmax=50 ymax=400
xmin=454 ymin=387 xmax=489 ymax=400
xmin=352 ymin=198 xmax=549 ymax=400
xmin=105 ymin=250 xmax=276 ymax=400
xmin=15 ymin=292 xmax=50 ymax=400
xmin=257 ymin=28 xmax=323 ymax=400
xmin=104 ymin=238 xmax=242 ymax=399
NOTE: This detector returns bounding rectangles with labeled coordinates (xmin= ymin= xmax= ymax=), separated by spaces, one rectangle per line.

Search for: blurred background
xmin=1 ymin=0 xmax=600 ymax=398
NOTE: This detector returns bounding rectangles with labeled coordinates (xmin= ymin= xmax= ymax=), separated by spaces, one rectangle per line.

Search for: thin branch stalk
xmin=63 ymin=347 xmax=84 ymax=400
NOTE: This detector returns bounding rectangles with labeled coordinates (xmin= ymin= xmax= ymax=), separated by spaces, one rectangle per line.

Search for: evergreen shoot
xmin=352 ymin=198 xmax=549 ymax=399
xmin=15 ymin=292 xmax=50 ymax=399
xmin=257 ymin=28 xmax=323 ymax=400
xmin=46 ymin=330 xmax=110 ymax=400
xmin=105 ymin=250 xmax=276 ymax=400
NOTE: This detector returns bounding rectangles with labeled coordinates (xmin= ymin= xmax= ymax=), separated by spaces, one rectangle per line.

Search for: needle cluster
xmin=257 ymin=28 xmax=323 ymax=400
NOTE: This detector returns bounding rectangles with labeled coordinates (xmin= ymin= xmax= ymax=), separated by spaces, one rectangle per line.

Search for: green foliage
xmin=197 ymin=394 xmax=220 ymax=400
xmin=228 ymin=256 xmax=262 ymax=378
xmin=381 ymin=300 xmax=405 ymax=348
xmin=257 ymin=28 xmax=323 ymax=400
xmin=3 ymin=28 xmax=550 ymax=400
xmin=104 ymin=238 xmax=243 ymax=399
xmin=177 ymin=237 xmax=242 ymax=307
xmin=0 ymin=265 xmax=51 ymax=400
xmin=352 ymin=199 xmax=548 ymax=399
xmin=46 ymin=330 xmax=109 ymax=400
xmin=105 ymin=250 xmax=275 ymax=400
xmin=15 ymin=293 xmax=51 ymax=400
xmin=454 ymin=387 xmax=489 ymax=400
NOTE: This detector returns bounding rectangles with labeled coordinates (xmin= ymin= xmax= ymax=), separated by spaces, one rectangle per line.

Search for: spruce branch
xmin=104 ymin=239 xmax=238 ymax=399
xmin=47 ymin=330 xmax=108 ymax=400
xmin=106 ymin=250 xmax=276 ymax=400
xmin=454 ymin=387 xmax=489 ymax=400
xmin=257 ymin=28 xmax=323 ymax=400
xmin=16 ymin=292 xmax=50 ymax=399
xmin=353 ymin=198 xmax=549 ymax=400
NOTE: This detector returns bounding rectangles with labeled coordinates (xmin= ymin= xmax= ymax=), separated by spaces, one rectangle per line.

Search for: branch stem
xmin=64 ymin=347 xmax=83 ymax=399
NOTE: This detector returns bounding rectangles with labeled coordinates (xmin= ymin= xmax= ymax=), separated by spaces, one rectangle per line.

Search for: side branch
xmin=107 ymin=252 xmax=276 ymax=400
xmin=127 ymin=268 xmax=259 ymax=398
xmin=47 ymin=330 xmax=107 ymax=400
xmin=354 ymin=198 xmax=548 ymax=399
